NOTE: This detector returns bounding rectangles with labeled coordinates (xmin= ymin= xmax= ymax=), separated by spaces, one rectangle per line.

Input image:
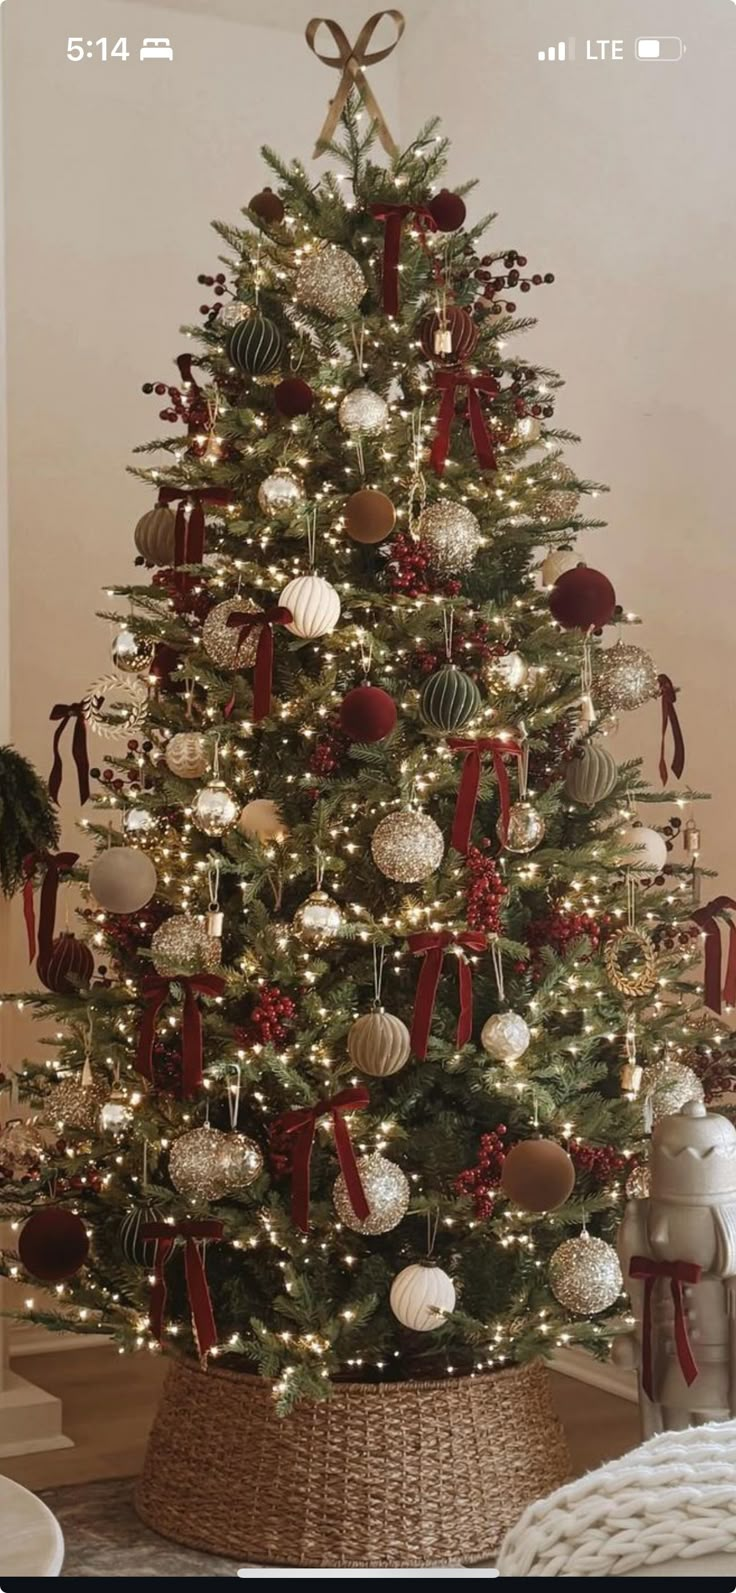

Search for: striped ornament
xmin=420 ymin=665 xmax=481 ymax=733
xmin=120 ymin=1201 xmax=164 ymax=1268
xmin=134 ymin=505 xmax=177 ymax=566
xmin=228 ymin=314 xmax=283 ymax=376
xmin=279 ymin=573 xmax=341 ymax=639
xmin=38 ymin=933 xmax=94 ymax=995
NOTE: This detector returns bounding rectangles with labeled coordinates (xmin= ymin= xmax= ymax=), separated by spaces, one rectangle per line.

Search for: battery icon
xmin=635 ymin=36 xmax=685 ymax=61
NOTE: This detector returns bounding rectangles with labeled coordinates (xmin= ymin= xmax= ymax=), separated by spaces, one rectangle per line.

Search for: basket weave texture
xmin=135 ymin=1356 xmax=570 ymax=1567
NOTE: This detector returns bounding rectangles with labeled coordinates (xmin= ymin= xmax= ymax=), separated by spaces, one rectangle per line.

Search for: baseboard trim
xmin=551 ymin=1345 xmax=637 ymax=1403
xmin=9 ymin=1324 xmax=109 ymax=1357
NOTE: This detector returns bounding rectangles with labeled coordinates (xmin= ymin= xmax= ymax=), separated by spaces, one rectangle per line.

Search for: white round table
xmin=0 ymin=1474 xmax=64 ymax=1576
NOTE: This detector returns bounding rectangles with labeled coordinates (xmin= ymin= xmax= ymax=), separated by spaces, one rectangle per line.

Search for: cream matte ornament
xmin=481 ymin=1011 xmax=531 ymax=1064
xmin=617 ymin=1100 xmax=736 ymax=1435
xmin=238 ymin=799 xmax=288 ymax=842
xmin=596 ymin=641 xmax=659 ymax=714
xmin=482 ymin=650 xmax=529 ymax=693
xmin=88 ymin=847 xmax=157 ymax=914
xmin=257 ymin=469 xmax=305 ymax=518
xmin=614 ymin=823 xmax=668 ymax=874
xmin=192 ymin=779 xmax=240 ymax=838
xmin=371 ymin=809 xmax=444 ymax=884
xmin=564 ymin=741 xmax=618 ymax=807
xmin=549 ymin=1232 xmax=623 ymax=1314
xmin=134 ymin=504 xmax=177 ymax=566
xmin=541 ymin=548 xmax=579 ymax=587
xmin=165 ymin=732 xmax=209 ymax=780
xmin=389 ymin=1262 xmax=456 ymax=1332
xmin=292 ymin=890 xmax=344 ymax=948
xmin=347 ymin=1009 xmax=411 ymax=1077
xmin=640 ymin=1058 xmax=704 ymax=1129
xmin=333 ymin=1152 xmax=410 ymax=1235
xmin=338 ymin=387 xmax=389 ymax=436
xmin=151 ymin=914 xmax=221 ymax=978
xmin=202 ymin=598 xmax=260 ymax=670
xmin=295 ymin=244 xmax=366 ymax=318
xmin=111 ymin=628 xmax=153 ymax=675
xmin=168 ymin=1124 xmax=263 ymax=1202
xmin=416 ymin=501 xmax=482 ymax=575
xmin=279 ymin=573 xmax=341 ymax=639
xmin=498 ymin=801 xmax=546 ymax=854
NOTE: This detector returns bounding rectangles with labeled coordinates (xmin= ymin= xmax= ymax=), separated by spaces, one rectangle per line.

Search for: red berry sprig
xmin=238 ymin=985 xmax=297 ymax=1048
xmin=454 ymin=1125 xmax=507 ymax=1219
xmin=383 ymin=531 xmax=461 ymax=599
xmin=466 ymin=844 xmax=508 ymax=935
xmin=569 ymin=1140 xmax=627 ymax=1186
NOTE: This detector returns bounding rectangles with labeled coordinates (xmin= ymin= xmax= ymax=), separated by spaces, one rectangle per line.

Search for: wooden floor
xmin=1 ymin=1346 xmax=640 ymax=1491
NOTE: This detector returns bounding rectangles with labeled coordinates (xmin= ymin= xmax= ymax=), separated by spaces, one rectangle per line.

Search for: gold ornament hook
xmin=305 ymin=11 xmax=405 ymax=158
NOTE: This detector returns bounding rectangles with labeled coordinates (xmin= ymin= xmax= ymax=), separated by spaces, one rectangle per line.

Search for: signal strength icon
xmin=538 ymin=39 xmax=575 ymax=61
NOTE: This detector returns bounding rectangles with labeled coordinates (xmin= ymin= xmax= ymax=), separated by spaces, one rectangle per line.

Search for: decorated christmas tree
xmin=2 ymin=71 xmax=734 ymax=1550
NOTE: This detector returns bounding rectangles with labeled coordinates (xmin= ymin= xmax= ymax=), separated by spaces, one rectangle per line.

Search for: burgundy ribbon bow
xmin=271 ymin=1086 xmax=370 ymax=1233
xmin=156 ymin=486 xmax=234 ymax=566
xmin=691 ymin=896 xmax=736 ymax=1014
xmin=136 ymin=973 xmax=226 ymax=1097
xmin=447 ymin=736 xmax=524 ymax=854
xmin=408 ymin=930 xmax=487 ymax=1059
xmin=22 ymin=849 xmax=79 ymax=968
xmin=140 ymin=1218 xmax=223 ymax=1364
xmin=658 ymin=673 xmax=685 ymax=786
xmin=225 ymin=605 xmax=293 ymax=722
xmin=369 ymin=202 xmax=438 ymax=317
xmin=629 ymin=1255 xmax=702 ymax=1402
xmin=49 ymin=703 xmax=90 ymax=806
xmin=430 ymin=369 xmax=499 ymax=476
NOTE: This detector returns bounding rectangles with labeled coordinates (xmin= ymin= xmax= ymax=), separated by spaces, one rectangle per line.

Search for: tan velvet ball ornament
xmin=344 ymin=489 xmax=396 ymax=545
xmin=88 ymin=848 xmax=157 ymax=915
xmin=500 ymin=1139 xmax=575 ymax=1214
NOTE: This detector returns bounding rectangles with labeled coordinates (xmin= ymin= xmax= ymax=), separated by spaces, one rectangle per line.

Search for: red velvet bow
xmin=629 ymin=1255 xmax=702 ymax=1403
xmin=430 ymin=369 xmax=499 ymax=476
xmin=225 ymin=605 xmax=293 ymax=722
xmin=136 ymin=973 xmax=226 ymax=1097
xmin=447 ymin=736 xmax=524 ymax=854
xmin=156 ymin=486 xmax=234 ymax=566
xmin=691 ymin=896 xmax=736 ymax=1014
xmin=140 ymin=1218 xmax=223 ymax=1365
xmin=271 ymin=1086 xmax=370 ymax=1233
xmin=408 ymin=930 xmax=487 ymax=1059
xmin=369 ymin=202 xmax=438 ymax=317
xmin=22 ymin=849 xmax=79 ymax=968
xmin=49 ymin=702 xmax=90 ymax=806
xmin=658 ymin=674 xmax=685 ymax=786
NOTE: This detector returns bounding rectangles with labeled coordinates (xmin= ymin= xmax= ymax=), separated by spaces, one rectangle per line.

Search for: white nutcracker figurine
xmin=617 ymin=1098 xmax=736 ymax=1436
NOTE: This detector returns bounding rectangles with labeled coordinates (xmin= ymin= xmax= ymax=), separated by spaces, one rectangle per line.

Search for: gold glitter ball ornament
xmin=417 ymin=502 xmax=482 ymax=575
xmin=295 ymin=244 xmax=366 ymax=318
xmin=641 ymin=1058 xmax=704 ymax=1128
xmin=43 ymin=1068 xmax=108 ymax=1134
xmin=202 ymin=598 xmax=260 ymax=670
xmin=169 ymin=1124 xmax=263 ymax=1202
xmin=625 ymin=1162 xmax=651 ymax=1200
xmin=292 ymin=889 xmax=344 ymax=948
xmin=333 ymin=1152 xmax=410 ymax=1235
xmin=165 ymin=732 xmax=209 ymax=780
xmin=338 ymin=387 xmax=389 ymax=436
xmin=596 ymin=641 xmax=659 ymax=715
xmin=257 ymin=469 xmax=305 ymax=517
xmin=151 ymin=914 xmax=222 ymax=977
xmin=192 ymin=778 xmax=240 ymax=838
xmin=371 ymin=809 xmax=444 ymax=883
xmin=549 ymin=1232 xmax=623 ymax=1314
xmin=533 ymin=461 xmax=579 ymax=523
xmin=497 ymin=801 xmax=546 ymax=854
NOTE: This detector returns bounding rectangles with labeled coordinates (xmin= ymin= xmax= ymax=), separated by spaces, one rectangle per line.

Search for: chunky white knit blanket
xmin=497 ymin=1420 xmax=736 ymax=1578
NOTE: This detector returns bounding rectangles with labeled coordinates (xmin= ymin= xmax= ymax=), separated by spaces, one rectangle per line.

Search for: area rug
xmin=39 ymin=1478 xmax=243 ymax=1577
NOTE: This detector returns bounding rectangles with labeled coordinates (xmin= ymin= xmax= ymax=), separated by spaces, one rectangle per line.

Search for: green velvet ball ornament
xmin=420 ymin=665 xmax=481 ymax=733
xmin=564 ymin=741 xmax=618 ymax=807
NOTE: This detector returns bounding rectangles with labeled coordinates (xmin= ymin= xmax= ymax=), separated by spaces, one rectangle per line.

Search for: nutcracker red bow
xmin=629 ymin=1255 xmax=702 ymax=1403
xmin=691 ymin=896 xmax=736 ymax=1015
xmin=430 ymin=369 xmax=499 ymax=476
xmin=369 ymin=203 xmax=438 ymax=317
xmin=21 ymin=849 xmax=79 ymax=968
xmin=225 ymin=605 xmax=293 ymax=722
xmin=156 ymin=486 xmax=235 ymax=566
xmin=271 ymin=1086 xmax=370 ymax=1233
xmin=408 ymin=930 xmax=487 ymax=1059
xmin=447 ymin=736 xmax=524 ymax=854
xmin=136 ymin=973 xmax=226 ymax=1097
xmin=48 ymin=702 xmax=90 ymax=806
xmin=140 ymin=1218 xmax=223 ymax=1365
xmin=658 ymin=673 xmax=685 ymax=786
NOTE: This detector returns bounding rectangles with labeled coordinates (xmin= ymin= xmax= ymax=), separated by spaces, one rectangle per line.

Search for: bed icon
xmin=140 ymin=38 xmax=174 ymax=62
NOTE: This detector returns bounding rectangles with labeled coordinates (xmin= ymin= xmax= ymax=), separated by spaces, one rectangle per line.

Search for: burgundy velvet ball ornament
xmin=38 ymin=933 xmax=95 ymax=996
xmin=549 ymin=566 xmax=616 ymax=631
xmin=18 ymin=1207 xmax=90 ymax=1283
xmin=428 ymin=189 xmax=467 ymax=232
xmin=249 ymin=186 xmax=285 ymax=224
xmin=339 ymin=685 xmax=397 ymax=745
xmin=274 ymin=376 xmax=315 ymax=418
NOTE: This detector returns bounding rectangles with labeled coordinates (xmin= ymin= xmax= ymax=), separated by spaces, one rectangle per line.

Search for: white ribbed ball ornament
xmin=238 ymin=799 xmax=288 ymax=842
xmin=389 ymin=1263 xmax=456 ymax=1332
xmin=615 ymin=823 xmax=668 ymax=874
xmin=338 ymin=387 xmax=389 ymax=436
xmin=481 ymin=1011 xmax=531 ymax=1064
xmin=165 ymin=732 xmax=209 ymax=780
xmin=88 ymin=848 xmax=157 ymax=914
xmin=541 ymin=548 xmax=579 ymax=587
xmin=279 ymin=574 xmax=340 ymax=639
xmin=347 ymin=1010 xmax=411 ymax=1077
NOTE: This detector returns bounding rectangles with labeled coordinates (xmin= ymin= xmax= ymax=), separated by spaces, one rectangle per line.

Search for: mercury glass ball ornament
xmin=151 ymin=913 xmax=221 ymax=978
xmin=99 ymin=1089 xmax=135 ymax=1136
xmin=481 ymin=1011 xmax=531 ymax=1064
xmin=596 ymin=641 xmax=659 ymax=715
xmin=112 ymin=627 xmax=153 ymax=675
xmin=417 ymin=502 xmax=482 ymax=576
xmin=295 ymin=244 xmax=366 ymax=318
xmin=549 ymin=1232 xmax=623 ymax=1314
xmin=508 ymin=415 xmax=542 ymax=448
xmin=122 ymin=807 xmax=157 ymax=844
xmin=533 ymin=461 xmax=579 ymax=522
xmin=202 ymin=598 xmax=260 ymax=670
xmin=292 ymin=890 xmax=344 ymax=948
xmin=482 ymin=650 xmax=529 ymax=693
xmin=0 ymin=1118 xmax=46 ymax=1175
xmin=338 ymin=387 xmax=389 ymax=436
xmin=218 ymin=301 xmax=250 ymax=329
xmin=165 ymin=732 xmax=209 ymax=780
xmin=169 ymin=1124 xmax=263 ymax=1202
xmin=192 ymin=778 xmax=240 ymax=838
xmin=371 ymin=809 xmax=444 ymax=884
xmin=497 ymin=801 xmax=546 ymax=854
xmin=257 ymin=468 xmax=305 ymax=518
xmin=333 ymin=1152 xmax=410 ymax=1235
xmin=641 ymin=1058 xmax=703 ymax=1128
